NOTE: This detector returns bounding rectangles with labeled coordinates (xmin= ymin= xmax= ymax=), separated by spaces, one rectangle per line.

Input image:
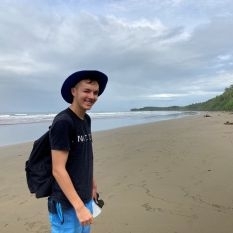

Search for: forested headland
xmin=131 ymin=85 xmax=233 ymax=111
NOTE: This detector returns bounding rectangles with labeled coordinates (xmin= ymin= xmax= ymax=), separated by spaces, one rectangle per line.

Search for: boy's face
xmin=71 ymin=79 xmax=99 ymax=111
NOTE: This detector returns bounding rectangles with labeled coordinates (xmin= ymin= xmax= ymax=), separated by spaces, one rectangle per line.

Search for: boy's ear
xmin=71 ymin=86 xmax=76 ymax=96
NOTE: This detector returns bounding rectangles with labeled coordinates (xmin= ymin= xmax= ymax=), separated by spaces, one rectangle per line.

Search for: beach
xmin=0 ymin=112 xmax=233 ymax=233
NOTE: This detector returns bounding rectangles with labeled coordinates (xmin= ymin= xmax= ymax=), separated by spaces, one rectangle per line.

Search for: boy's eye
xmin=83 ymin=89 xmax=99 ymax=96
xmin=83 ymin=89 xmax=91 ymax=93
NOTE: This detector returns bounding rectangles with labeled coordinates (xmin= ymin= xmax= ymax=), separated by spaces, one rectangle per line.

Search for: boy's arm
xmin=51 ymin=149 xmax=94 ymax=225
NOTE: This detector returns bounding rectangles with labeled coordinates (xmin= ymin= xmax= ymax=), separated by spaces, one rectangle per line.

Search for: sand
xmin=0 ymin=112 xmax=233 ymax=233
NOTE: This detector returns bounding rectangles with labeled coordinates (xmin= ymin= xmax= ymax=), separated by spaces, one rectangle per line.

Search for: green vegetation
xmin=131 ymin=84 xmax=233 ymax=111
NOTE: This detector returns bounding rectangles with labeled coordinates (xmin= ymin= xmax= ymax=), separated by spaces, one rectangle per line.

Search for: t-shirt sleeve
xmin=85 ymin=114 xmax=91 ymax=130
xmin=49 ymin=118 xmax=73 ymax=151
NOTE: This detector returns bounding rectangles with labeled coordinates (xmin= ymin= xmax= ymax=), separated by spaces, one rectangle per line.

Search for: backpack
xmin=25 ymin=112 xmax=91 ymax=198
xmin=25 ymin=129 xmax=54 ymax=198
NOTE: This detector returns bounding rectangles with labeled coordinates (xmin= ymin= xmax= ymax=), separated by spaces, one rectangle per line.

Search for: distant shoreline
xmin=0 ymin=111 xmax=197 ymax=147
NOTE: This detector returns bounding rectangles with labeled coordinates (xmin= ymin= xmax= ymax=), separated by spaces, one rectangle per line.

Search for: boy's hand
xmin=76 ymin=205 xmax=94 ymax=225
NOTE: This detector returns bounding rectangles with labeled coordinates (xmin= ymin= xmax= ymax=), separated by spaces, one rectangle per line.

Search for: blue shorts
xmin=48 ymin=200 xmax=93 ymax=233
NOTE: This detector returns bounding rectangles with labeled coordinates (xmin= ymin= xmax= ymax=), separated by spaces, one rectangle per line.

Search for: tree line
xmin=131 ymin=85 xmax=233 ymax=111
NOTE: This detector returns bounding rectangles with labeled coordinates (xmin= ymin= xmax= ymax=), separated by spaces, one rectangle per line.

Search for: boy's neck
xmin=69 ymin=105 xmax=86 ymax=120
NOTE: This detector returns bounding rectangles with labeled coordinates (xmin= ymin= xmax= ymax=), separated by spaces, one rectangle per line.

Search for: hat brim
xmin=61 ymin=70 xmax=108 ymax=103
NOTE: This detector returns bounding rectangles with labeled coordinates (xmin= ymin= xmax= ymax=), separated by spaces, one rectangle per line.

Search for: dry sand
xmin=0 ymin=112 xmax=233 ymax=233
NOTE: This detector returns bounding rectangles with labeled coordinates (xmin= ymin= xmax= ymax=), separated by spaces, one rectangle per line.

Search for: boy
xmin=48 ymin=70 xmax=108 ymax=233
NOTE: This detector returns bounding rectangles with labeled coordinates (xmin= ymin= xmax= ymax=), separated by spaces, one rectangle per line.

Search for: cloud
xmin=0 ymin=0 xmax=233 ymax=112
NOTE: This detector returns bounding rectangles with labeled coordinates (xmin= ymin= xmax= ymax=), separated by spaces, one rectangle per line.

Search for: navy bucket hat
xmin=61 ymin=70 xmax=108 ymax=103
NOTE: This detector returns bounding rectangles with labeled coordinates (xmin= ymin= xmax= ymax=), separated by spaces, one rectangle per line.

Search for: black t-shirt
xmin=49 ymin=108 xmax=93 ymax=206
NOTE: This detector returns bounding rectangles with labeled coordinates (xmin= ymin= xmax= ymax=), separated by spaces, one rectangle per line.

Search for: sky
xmin=1 ymin=0 xmax=233 ymax=113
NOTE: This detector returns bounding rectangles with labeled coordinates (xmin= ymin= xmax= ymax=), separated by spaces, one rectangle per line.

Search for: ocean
xmin=0 ymin=111 xmax=198 ymax=146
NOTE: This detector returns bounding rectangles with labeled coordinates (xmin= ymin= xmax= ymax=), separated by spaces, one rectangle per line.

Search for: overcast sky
xmin=1 ymin=0 xmax=233 ymax=113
